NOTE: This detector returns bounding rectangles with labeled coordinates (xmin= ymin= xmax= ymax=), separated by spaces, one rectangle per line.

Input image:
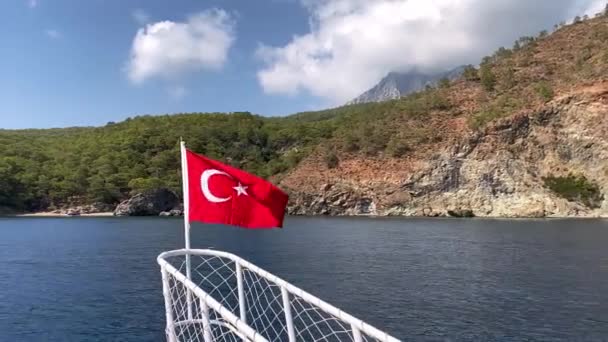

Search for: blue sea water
xmin=1 ymin=217 xmax=608 ymax=341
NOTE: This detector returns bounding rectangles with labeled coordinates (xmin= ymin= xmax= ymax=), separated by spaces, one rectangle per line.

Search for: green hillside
xmin=0 ymin=112 xmax=318 ymax=210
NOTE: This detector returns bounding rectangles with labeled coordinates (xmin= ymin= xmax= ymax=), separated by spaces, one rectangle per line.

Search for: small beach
xmin=17 ymin=212 xmax=115 ymax=217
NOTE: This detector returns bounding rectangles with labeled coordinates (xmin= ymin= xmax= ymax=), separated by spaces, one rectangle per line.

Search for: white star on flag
xmin=233 ymin=183 xmax=248 ymax=196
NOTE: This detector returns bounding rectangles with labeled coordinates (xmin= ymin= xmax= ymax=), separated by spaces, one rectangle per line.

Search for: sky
xmin=0 ymin=0 xmax=605 ymax=129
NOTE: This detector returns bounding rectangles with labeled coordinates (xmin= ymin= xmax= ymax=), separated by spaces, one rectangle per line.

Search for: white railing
xmin=158 ymin=249 xmax=401 ymax=342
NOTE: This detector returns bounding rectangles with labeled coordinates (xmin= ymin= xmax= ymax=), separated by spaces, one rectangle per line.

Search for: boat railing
xmin=157 ymin=249 xmax=400 ymax=342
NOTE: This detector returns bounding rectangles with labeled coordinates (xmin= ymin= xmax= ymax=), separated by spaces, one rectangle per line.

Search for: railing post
xmin=352 ymin=325 xmax=363 ymax=342
xmin=186 ymin=253 xmax=193 ymax=320
xmin=161 ymin=267 xmax=177 ymax=342
xmin=236 ymin=263 xmax=247 ymax=324
xmin=200 ymin=297 xmax=214 ymax=342
xmin=281 ymin=287 xmax=296 ymax=342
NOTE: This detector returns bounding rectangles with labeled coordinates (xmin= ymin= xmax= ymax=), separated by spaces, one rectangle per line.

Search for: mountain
xmin=1 ymin=14 xmax=608 ymax=218
xmin=348 ymin=66 xmax=465 ymax=105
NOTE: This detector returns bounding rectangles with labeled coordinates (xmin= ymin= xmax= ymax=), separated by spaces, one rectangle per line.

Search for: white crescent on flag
xmin=200 ymin=169 xmax=232 ymax=203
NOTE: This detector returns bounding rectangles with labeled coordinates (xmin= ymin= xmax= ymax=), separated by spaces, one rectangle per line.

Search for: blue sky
xmin=0 ymin=0 xmax=604 ymax=129
xmin=0 ymin=0 xmax=319 ymax=129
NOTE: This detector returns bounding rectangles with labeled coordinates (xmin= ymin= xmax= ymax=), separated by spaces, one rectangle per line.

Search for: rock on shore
xmin=49 ymin=202 xmax=114 ymax=216
xmin=114 ymin=188 xmax=180 ymax=216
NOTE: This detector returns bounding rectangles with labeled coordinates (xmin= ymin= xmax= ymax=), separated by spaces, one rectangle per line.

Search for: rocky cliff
xmin=283 ymin=85 xmax=608 ymax=218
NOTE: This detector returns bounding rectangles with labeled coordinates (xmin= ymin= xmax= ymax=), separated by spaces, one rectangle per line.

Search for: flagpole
xmin=180 ymin=138 xmax=193 ymax=320
xmin=180 ymin=139 xmax=191 ymax=251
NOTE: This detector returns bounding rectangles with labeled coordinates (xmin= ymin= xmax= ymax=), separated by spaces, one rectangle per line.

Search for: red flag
xmin=184 ymin=149 xmax=288 ymax=229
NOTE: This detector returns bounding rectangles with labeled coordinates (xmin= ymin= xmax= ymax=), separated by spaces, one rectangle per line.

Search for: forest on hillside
xmin=0 ymin=112 xmax=324 ymax=211
xmin=3 ymin=10 xmax=608 ymax=212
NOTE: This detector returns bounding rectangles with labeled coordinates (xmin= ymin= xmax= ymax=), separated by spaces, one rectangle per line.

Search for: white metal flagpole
xmin=180 ymin=139 xmax=193 ymax=320
xmin=180 ymin=139 xmax=191 ymax=250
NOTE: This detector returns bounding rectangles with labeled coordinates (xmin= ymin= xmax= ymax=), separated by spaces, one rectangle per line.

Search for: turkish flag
xmin=185 ymin=149 xmax=289 ymax=229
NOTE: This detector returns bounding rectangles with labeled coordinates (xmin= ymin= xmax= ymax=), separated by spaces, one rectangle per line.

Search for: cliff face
xmin=283 ymin=86 xmax=608 ymax=217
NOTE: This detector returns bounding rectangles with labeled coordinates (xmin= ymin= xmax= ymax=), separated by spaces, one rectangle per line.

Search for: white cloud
xmin=127 ymin=9 xmax=236 ymax=84
xmin=257 ymin=0 xmax=606 ymax=103
xmin=45 ymin=29 xmax=61 ymax=39
xmin=132 ymin=9 xmax=150 ymax=25
xmin=27 ymin=0 xmax=37 ymax=9
xmin=581 ymin=0 xmax=607 ymax=18
xmin=168 ymin=85 xmax=188 ymax=100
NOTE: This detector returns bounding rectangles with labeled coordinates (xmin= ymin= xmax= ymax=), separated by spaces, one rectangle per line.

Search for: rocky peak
xmin=348 ymin=66 xmax=465 ymax=105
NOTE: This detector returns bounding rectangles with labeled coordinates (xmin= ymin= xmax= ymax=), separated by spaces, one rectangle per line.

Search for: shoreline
xmin=5 ymin=212 xmax=607 ymax=219
xmin=16 ymin=212 xmax=115 ymax=217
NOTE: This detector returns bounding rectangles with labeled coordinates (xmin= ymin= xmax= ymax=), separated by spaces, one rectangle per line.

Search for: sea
xmin=1 ymin=217 xmax=607 ymax=341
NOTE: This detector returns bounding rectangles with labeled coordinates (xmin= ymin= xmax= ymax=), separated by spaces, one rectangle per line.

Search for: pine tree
xmin=479 ymin=64 xmax=496 ymax=92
